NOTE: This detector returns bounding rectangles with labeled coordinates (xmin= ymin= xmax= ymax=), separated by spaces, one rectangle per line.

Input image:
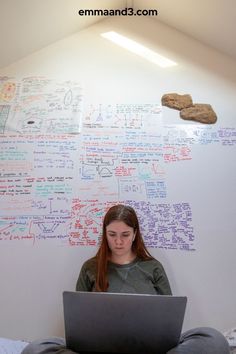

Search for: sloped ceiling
xmin=0 ymin=0 xmax=126 ymax=69
xmin=0 ymin=0 xmax=235 ymax=69
xmin=135 ymin=0 xmax=236 ymax=60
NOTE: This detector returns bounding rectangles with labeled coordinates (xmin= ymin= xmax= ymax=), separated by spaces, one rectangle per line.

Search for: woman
xmin=22 ymin=204 xmax=229 ymax=354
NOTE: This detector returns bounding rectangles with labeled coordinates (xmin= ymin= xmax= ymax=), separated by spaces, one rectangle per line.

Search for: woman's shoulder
xmin=137 ymin=257 xmax=166 ymax=271
xmin=81 ymin=256 xmax=97 ymax=271
xmin=76 ymin=257 xmax=97 ymax=291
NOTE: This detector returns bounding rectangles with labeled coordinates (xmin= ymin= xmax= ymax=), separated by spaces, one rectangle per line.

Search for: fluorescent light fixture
xmin=101 ymin=31 xmax=177 ymax=68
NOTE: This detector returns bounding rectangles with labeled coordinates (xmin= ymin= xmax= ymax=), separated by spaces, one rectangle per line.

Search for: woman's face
xmin=106 ymin=220 xmax=135 ymax=263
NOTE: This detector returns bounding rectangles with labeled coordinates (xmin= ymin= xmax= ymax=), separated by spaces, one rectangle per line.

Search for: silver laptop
xmin=63 ymin=291 xmax=187 ymax=354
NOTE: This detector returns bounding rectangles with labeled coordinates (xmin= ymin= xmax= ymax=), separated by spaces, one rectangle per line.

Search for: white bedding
xmin=224 ymin=327 xmax=236 ymax=354
xmin=0 ymin=338 xmax=28 ymax=354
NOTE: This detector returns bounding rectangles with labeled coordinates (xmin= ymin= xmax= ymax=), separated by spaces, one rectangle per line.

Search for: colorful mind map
xmin=0 ymin=76 xmax=83 ymax=134
xmin=0 ymin=82 xmax=236 ymax=249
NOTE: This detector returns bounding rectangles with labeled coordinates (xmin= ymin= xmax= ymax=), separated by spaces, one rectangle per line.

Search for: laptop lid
xmin=63 ymin=291 xmax=187 ymax=354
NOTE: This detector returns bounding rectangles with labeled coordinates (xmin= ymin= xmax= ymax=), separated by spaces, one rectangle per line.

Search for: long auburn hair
xmin=95 ymin=204 xmax=153 ymax=292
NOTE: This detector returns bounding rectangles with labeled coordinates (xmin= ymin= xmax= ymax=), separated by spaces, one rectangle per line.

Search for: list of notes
xmin=0 ymin=80 xmax=235 ymax=249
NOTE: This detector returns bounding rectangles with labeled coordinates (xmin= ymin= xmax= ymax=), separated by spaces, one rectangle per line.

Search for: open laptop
xmin=63 ymin=291 xmax=187 ymax=354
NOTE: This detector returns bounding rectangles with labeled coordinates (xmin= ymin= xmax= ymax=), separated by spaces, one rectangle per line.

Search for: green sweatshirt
xmin=76 ymin=257 xmax=172 ymax=295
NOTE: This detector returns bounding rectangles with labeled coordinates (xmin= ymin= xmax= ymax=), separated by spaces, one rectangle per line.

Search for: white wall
xmin=0 ymin=15 xmax=236 ymax=341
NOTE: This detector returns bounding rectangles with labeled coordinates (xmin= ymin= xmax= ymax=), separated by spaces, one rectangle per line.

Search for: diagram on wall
xmin=0 ymin=76 xmax=83 ymax=134
xmin=0 ymin=77 xmax=235 ymax=250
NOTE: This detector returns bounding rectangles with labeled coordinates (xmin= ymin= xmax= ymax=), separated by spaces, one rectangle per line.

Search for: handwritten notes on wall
xmin=0 ymin=76 xmax=235 ymax=250
xmin=0 ymin=76 xmax=83 ymax=134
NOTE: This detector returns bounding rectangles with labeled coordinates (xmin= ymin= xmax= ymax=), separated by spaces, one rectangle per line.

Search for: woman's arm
xmin=153 ymin=262 xmax=172 ymax=295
